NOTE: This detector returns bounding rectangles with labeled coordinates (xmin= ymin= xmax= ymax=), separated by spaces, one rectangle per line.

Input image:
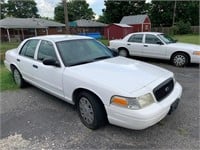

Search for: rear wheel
xmin=77 ymin=91 xmax=106 ymax=130
xmin=12 ymin=67 xmax=25 ymax=88
xmin=171 ymin=53 xmax=189 ymax=67
xmin=119 ymin=49 xmax=129 ymax=57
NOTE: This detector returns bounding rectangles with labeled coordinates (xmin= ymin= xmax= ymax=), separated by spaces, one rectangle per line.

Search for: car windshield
xmin=157 ymin=34 xmax=177 ymax=44
xmin=56 ymin=39 xmax=113 ymax=66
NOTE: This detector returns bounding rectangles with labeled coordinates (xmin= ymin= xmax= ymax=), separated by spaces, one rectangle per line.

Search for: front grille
xmin=153 ymin=78 xmax=174 ymax=102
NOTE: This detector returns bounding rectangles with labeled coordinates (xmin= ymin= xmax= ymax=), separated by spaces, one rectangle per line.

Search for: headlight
xmin=111 ymin=93 xmax=154 ymax=110
xmin=193 ymin=51 xmax=200 ymax=56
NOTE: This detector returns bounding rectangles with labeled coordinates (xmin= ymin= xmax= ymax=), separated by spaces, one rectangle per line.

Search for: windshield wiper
xmin=69 ymin=60 xmax=94 ymax=66
xmin=93 ymin=56 xmax=112 ymax=61
xmin=68 ymin=56 xmax=112 ymax=66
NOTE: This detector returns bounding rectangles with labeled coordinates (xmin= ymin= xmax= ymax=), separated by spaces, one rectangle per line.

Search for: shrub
xmin=176 ymin=20 xmax=191 ymax=34
xmin=170 ymin=26 xmax=179 ymax=35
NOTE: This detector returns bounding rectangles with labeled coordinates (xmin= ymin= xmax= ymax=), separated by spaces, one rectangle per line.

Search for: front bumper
xmin=105 ymin=82 xmax=182 ymax=130
xmin=191 ymin=55 xmax=200 ymax=64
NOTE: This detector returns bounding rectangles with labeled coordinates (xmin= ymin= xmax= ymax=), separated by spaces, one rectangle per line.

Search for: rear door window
xmin=20 ymin=39 xmax=39 ymax=58
xmin=128 ymin=34 xmax=143 ymax=43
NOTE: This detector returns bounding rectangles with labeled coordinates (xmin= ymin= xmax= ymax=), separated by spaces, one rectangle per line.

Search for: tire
xmin=12 ymin=67 xmax=25 ymax=88
xmin=77 ymin=91 xmax=106 ymax=130
xmin=171 ymin=53 xmax=189 ymax=67
xmin=119 ymin=49 xmax=129 ymax=57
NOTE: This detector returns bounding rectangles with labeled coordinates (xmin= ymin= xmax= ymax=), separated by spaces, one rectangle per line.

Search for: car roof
xmin=131 ymin=32 xmax=163 ymax=35
xmin=28 ymin=34 xmax=93 ymax=42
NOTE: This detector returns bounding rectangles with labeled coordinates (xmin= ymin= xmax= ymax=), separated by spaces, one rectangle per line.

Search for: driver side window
xmin=145 ymin=34 xmax=162 ymax=44
xmin=37 ymin=40 xmax=57 ymax=61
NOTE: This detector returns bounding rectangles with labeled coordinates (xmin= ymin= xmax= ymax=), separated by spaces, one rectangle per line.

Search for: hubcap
xmin=13 ymin=69 xmax=21 ymax=86
xmin=79 ymin=97 xmax=94 ymax=125
xmin=119 ymin=50 xmax=127 ymax=57
xmin=174 ymin=55 xmax=186 ymax=66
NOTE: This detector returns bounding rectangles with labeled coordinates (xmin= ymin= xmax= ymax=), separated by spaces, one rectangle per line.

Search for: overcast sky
xmin=35 ymin=0 xmax=151 ymax=19
xmin=35 ymin=0 xmax=105 ymax=19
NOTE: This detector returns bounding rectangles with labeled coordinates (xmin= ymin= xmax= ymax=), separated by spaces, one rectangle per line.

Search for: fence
xmin=151 ymin=26 xmax=199 ymax=34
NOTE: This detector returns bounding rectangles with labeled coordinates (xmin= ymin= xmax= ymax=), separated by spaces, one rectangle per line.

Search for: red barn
xmin=104 ymin=23 xmax=133 ymax=40
xmin=120 ymin=15 xmax=151 ymax=32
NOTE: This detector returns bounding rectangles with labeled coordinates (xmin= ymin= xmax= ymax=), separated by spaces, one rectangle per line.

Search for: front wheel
xmin=171 ymin=53 xmax=189 ymax=67
xmin=118 ymin=49 xmax=129 ymax=57
xmin=77 ymin=91 xmax=106 ymax=130
xmin=12 ymin=67 xmax=25 ymax=88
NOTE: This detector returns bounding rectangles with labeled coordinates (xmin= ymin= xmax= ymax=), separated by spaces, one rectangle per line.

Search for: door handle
xmin=32 ymin=64 xmax=38 ymax=69
xmin=17 ymin=59 xmax=20 ymax=62
xmin=127 ymin=43 xmax=131 ymax=45
xmin=144 ymin=45 xmax=148 ymax=47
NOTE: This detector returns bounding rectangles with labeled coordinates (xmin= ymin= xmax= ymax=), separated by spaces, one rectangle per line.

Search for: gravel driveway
xmin=0 ymin=60 xmax=199 ymax=150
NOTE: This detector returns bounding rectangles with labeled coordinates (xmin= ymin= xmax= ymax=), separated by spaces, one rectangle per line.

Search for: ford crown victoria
xmin=4 ymin=35 xmax=182 ymax=130
xmin=109 ymin=32 xmax=200 ymax=67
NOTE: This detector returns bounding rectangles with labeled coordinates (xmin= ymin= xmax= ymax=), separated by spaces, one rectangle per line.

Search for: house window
xmin=57 ymin=27 xmax=63 ymax=32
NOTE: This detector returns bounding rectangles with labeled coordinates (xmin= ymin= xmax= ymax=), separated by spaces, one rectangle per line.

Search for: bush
xmin=176 ymin=20 xmax=191 ymax=34
xmin=170 ymin=26 xmax=179 ymax=35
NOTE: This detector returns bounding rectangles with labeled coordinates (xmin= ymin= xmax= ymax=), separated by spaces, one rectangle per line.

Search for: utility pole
xmin=63 ymin=0 xmax=69 ymax=34
xmin=172 ymin=0 xmax=177 ymax=27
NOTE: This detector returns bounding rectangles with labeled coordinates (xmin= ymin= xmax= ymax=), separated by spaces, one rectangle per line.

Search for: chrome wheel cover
xmin=79 ymin=97 xmax=94 ymax=125
xmin=173 ymin=55 xmax=186 ymax=66
xmin=13 ymin=69 xmax=21 ymax=86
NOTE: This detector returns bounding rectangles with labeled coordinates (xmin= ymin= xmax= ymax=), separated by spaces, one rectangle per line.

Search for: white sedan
xmin=4 ymin=35 xmax=182 ymax=130
xmin=109 ymin=32 xmax=200 ymax=67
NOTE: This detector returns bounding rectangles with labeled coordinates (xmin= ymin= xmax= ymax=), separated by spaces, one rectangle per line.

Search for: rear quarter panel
xmin=4 ymin=48 xmax=19 ymax=71
xmin=109 ymin=40 xmax=128 ymax=51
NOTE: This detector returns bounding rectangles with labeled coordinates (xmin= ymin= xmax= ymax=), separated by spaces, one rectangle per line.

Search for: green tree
xmin=101 ymin=0 xmax=150 ymax=24
xmin=149 ymin=0 xmax=199 ymax=27
xmin=175 ymin=1 xmax=199 ymax=26
xmin=54 ymin=0 xmax=95 ymax=23
xmin=149 ymin=1 xmax=174 ymax=27
xmin=6 ymin=0 xmax=39 ymax=18
xmin=0 ymin=0 xmax=7 ymax=19
xmin=101 ymin=0 xmax=199 ymax=26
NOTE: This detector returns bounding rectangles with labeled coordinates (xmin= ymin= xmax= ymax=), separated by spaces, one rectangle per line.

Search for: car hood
xmin=168 ymin=42 xmax=200 ymax=51
xmin=69 ymin=57 xmax=172 ymax=93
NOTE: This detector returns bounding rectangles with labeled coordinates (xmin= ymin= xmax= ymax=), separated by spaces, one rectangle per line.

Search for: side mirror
xmin=157 ymin=41 xmax=164 ymax=45
xmin=43 ymin=58 xmax=60 ymax=67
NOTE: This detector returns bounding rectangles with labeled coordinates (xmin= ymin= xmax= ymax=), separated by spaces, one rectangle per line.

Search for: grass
xmin=0 ymin=64 xmax=18 ymax=91
xmin=172 ymin=34 xmax=200 ymax=45
xmin=99 ymin=39 xmax=109 ymax=46
xmin=0 ymin=42 xmax=19 ymax=54
xmin=0 ymin=42 xmax=20 ymax=63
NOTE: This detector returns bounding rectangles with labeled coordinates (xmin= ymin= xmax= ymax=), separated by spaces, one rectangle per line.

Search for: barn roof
xmin=120 ymin=14 xmax=149 ymax=24
xmin=113 ymin=23 xmax=132 ymax=27
xmin=70 ymin=19 xmax=107 ymax=27
xmin=0 ymin=17 xmax=65 ymax=29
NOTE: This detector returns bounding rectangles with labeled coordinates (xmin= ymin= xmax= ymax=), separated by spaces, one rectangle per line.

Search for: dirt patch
xmin=0 ymin=134 xmax=30 ymax=150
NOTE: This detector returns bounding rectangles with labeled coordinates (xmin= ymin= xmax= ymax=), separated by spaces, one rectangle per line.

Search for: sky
xmin=35 ymin=0 xmax=105 ymax=19
xmin=35 ymin=0 xmax=151 ymax=19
